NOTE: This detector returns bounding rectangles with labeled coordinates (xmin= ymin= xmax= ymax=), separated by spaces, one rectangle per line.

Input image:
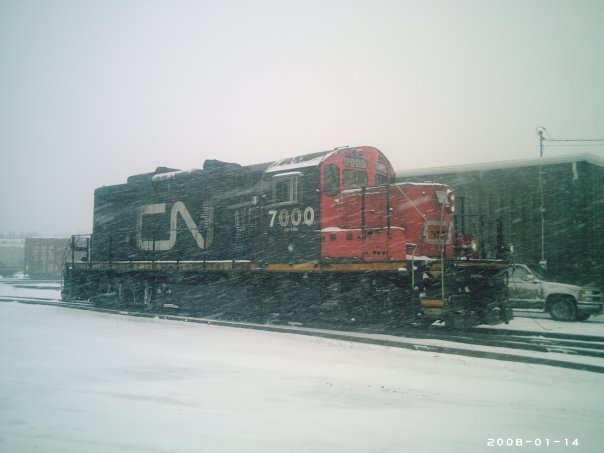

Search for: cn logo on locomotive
xmin=136 ymin=202 xmax=205 ymax=251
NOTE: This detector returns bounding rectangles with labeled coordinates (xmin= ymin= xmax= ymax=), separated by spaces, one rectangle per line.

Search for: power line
xmin=539 ymin=127 xmax=604 ymax=142
xmin=536 ymin=127 xmax=604 ymax=157
xmin=545 ymin=138 xmax=604 ymax=142
xmin=544 ymin=143 xmax=604 ymax=147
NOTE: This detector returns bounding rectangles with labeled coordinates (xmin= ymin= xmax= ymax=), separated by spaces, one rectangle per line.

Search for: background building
xmin=0 ymin=239 xmax=25 ymax=277
xmin=397 ymin=153 xmax=604 ymax=289
xmin=23 ymin=238 xmax=72 ymax=279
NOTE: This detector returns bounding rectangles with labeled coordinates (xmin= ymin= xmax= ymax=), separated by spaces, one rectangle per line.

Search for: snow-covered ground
xmin=1 ymin=283 xmax=604 ymax=452
xmin=0 ymin=281 xmax=62 ymax=300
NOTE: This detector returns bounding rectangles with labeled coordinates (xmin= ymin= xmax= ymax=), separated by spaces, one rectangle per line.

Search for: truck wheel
xmin=549 ymin=296 xmax=576 ymax=321
xmin=575 ymin=313 xmax=591 ymax=322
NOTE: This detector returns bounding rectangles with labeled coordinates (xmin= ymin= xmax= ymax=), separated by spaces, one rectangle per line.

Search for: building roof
xmin=396 ymin=153 xmax=604 ymax=177
xmin=0 ymin=239 xmax=25 ymax=247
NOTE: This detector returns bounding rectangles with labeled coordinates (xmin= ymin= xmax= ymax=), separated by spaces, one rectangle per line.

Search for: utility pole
xmin=536 ymin=127 xmax=546 ymax=268
xmin=537 ymin=127 xmax=545 ymax=158
xmin=534 ymin=127 xmax=604 ymax=269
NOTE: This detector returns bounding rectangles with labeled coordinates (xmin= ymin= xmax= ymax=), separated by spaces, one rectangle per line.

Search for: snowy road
xmin=1 ymin=299 xmax=604 ymax=452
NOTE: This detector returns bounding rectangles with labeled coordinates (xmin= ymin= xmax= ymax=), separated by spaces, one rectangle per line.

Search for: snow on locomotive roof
xmin=266 ymin=149 xmax=337 ymax=173
xmin=151 ymin=168 xmax=200 ymax=182
xmin=150 ymin=160 xmax=245 ymax=182
xmin=271 ymin=171 xmax=304 ymax=178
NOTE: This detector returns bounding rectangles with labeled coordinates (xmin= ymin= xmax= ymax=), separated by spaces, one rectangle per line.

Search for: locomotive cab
xmin=259 ymin=146 xmax=405 ymax=264
xmin=259 ymin=146 xmax=456 ymax=266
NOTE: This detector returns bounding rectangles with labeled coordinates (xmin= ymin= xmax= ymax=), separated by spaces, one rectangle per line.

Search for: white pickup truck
xmin=507 ymin=264 xmax=603 ymax=321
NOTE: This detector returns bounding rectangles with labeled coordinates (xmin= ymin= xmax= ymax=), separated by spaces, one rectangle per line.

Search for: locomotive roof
xmin=265 ymin=149 xmax=338 ymax=173
xmin=125 ymin=160 xmax=271 ymax=184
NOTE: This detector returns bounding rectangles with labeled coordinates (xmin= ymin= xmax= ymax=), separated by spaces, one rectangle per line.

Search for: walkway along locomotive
xmin=62 ymin=146 xmax=512 ymax=328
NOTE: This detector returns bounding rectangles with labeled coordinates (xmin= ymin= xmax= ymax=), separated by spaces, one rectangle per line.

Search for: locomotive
xmin=63 ymin=146 xmax=512 ymax=328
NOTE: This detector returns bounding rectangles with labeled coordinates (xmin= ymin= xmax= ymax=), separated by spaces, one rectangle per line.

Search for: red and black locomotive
xmin=63 ymin=146 xmax=511 ymax=328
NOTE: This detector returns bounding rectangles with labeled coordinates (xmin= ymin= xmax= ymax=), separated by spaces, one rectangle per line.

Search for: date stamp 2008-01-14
xmin=487 ymin=438 xmax=580 ymax=448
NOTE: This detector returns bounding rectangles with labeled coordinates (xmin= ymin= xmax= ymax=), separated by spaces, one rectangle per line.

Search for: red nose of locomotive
xmin=317 ymin=146 xmax=456 ymax=263
xmin=390 ymin=183 xmax=455 ymax=260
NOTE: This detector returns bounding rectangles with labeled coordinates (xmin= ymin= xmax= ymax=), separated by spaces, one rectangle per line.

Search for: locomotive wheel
xmin=549 ymin=296 xmax=576 ymax=321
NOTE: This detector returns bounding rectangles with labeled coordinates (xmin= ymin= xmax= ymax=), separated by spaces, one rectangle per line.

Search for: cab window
xmin=324 ymin=164 xmax=340 ymax=196
xmin=272 ymin=173 xmax=301 ymax=205
xmin=343 ymin=170 xmax=367 ymax=189
xmin=376 ymin=174 xmax=389 ymax=186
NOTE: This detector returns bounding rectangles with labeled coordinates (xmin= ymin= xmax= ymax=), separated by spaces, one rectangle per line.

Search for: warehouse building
xmin=0 ymin=239 xmax=25 ymax=277
xmin=397 ymin=153 xmax=604 ymax=288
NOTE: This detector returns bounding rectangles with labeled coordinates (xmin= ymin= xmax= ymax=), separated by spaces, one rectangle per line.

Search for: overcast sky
xmin=1 ymin=0 xmax=603 ymax=236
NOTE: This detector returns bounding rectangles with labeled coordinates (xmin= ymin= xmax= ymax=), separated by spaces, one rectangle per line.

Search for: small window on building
xmin=324 ymin=164 xmax=340 ymax=196
xmin=272 ymin=173 xmax=302 ymax=205
xmin=343 ymin=170 xmax=368 ymax=189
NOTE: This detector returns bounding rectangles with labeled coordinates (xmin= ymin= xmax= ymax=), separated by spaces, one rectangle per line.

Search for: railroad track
xmin=2 ymin=296 xmax=604 ymax=374
xmin=391 ymin=325 xmax=604 ymax=360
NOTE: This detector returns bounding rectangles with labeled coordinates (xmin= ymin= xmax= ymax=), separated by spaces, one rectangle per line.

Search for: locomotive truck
xmin=62 ymin=146 xmax=512 ymax=328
